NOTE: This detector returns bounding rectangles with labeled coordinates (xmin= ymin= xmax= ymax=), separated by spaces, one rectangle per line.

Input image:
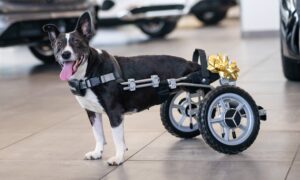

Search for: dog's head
xmin=43 ymin=11 xmax=95 ymax=81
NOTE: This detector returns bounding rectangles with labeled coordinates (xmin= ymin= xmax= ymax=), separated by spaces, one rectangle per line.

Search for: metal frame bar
xmin=121 ymin=74 xmax=214 ymax=92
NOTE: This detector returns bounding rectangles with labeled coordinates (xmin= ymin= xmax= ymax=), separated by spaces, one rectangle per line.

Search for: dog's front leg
xmin=85 ymin=110 xmax=106 ymax=160
xmin=107 ymin=118 xmax=127 ymax=166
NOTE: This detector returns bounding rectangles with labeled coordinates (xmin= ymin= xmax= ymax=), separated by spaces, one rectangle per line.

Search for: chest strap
xmin=68 ymin=50 xmax=123 ymax=96
xmin=68 ymin=73 xmax=116 ymax=96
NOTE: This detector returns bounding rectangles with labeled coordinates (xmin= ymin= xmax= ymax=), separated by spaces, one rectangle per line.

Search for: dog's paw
xmin=84 ymin=150 xmax=102 ymax=160
xmin=107 ymin=156 xmax=124 ymax=166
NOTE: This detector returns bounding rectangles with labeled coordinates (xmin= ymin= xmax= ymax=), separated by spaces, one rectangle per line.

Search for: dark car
xmin=190 ymin=0 xmax=237 ymax=25
xmin=0 ymin=0 xmax=95 ymax=63
xmin=280 ymin=0 xmax=300 ymax=80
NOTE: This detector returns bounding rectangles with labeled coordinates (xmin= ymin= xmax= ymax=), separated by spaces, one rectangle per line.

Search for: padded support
xmin=193 ymin=49 xmax=210 ymax=84
xmin=155 ymin=80 xmax=172 ymax=103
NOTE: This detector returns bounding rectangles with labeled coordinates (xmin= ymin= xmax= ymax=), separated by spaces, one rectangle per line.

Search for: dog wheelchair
xmin=121 ymin=49 xmax=267 ymax=154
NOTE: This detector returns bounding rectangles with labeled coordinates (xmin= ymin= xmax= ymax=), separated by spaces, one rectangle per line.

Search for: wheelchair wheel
xmin=160 ymin=91 xmax=202 ymax=138
xmin=199 ymin=86 xmax=260 ymax=154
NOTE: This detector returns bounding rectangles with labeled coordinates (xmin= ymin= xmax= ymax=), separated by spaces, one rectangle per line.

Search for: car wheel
xmin=137 ymin=19 xmax=178 ymax=38
xmin=29 ymin=43 xmax=55 ymax=64
xmin=282 ymin=54 xmax=300 ymax=81
xmin=194 ymin=9 xmax=227 ymax=25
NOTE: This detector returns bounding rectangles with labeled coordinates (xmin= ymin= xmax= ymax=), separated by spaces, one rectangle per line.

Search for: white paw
xmin=84 ymin=150 xmax=102 ymax=160
xmin=107 ymin=155 xmax=124 ymax=166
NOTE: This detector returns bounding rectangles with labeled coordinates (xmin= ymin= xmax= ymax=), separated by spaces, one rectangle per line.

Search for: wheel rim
xmin=207 ymin=93 xmax=254 ymax=146
xmin=33 ymin=44 xmax=54 ymax=56
xmin=168 ymin=91 xmax=201 ymax=133
xmin=141 ymin=20 xmax=165 ymax=33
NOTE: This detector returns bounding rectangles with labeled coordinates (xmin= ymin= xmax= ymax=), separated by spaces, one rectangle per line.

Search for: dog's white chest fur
xmin=75 ymin=89 xmax=104 ymax=113
xmin=70 ymin=58 xmax=104 ymax=113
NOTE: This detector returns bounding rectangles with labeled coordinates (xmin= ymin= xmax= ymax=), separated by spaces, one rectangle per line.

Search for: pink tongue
xmin=60 ymin=62 xmax=74 ymax=81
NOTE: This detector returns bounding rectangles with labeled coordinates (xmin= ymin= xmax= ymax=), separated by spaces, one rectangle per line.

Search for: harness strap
xmin=81 ymin=73 xmax=116 ymax=89
xmin=193 ymin=49 xmax=210 ymax=84
xmin=68 ymin=50 xmax=123 ymax=96
xmin=68 ymin=72 xmax=116 ymax=96
xmin=107 ymin=53 xmax=124 ymax=83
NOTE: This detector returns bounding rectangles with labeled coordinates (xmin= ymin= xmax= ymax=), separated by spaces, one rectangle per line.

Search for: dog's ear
xmin=43 ymin=24 xmax=60 ymax=44
xmin=75 ymin=11 xmax=95 ymax=41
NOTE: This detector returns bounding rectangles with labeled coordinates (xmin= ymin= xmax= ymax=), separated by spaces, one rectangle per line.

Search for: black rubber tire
xmin=160 ymin=94 xmax=201 ymax=139
xmin=29 ymin=44 xmax=55 ymax=64
xmin=282 ymin=54 xmax=300 ymax=81
xmin=194 ymin=9 xmax=227 ymax=25
xmin=199 ymin=86 xmax=260 ymax=154
xmin=137 ymin=19 xmax=178 ymax=38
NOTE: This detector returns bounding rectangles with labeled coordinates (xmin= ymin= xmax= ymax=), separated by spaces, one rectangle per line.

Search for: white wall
xmin=241 ymin=0 xmax=280 ymax=37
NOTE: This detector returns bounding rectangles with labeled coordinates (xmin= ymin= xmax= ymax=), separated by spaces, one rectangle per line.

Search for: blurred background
xmin=0 ymin=0 xmax=279 ymax=73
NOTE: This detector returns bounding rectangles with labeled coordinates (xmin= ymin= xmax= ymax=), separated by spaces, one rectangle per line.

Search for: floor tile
xmin=102 ymin=161 xmax=290 ymax=180
xmin=0 ymin=160 xmax=113 ymax=180
xmin=287 ymin=161 xmax=300 ymax=180
xmin=130 ymin=132 xmax=299 ymax=162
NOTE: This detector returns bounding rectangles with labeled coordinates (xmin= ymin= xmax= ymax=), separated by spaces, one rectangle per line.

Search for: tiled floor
xmin=0 ymin=15 xmax=299 ymax=180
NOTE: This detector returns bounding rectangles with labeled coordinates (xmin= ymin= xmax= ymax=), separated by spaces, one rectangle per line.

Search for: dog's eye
xmin=74 ymin=39 xmax=80 ymax=45
xmin=57 ymin=41 xmax=62 ymax=48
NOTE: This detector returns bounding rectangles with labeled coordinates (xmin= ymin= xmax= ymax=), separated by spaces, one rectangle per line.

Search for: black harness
xmin=68 ymin=51 xmax=123 ymax=96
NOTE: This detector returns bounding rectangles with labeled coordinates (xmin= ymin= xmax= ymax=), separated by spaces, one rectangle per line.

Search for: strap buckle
xmin=85 ymin=77 xmax=101 ymax=88
xmin=100 ymin=73 xmax=116 ymax=83
xmin=68 ymin=79 xmax=86 ymax=96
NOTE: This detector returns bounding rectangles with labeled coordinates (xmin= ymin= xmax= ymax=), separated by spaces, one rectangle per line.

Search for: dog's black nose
xmin=62 ymin=51 xmax=71 ymax=60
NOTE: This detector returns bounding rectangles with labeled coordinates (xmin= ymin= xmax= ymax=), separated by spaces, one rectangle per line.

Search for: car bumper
xmin=99 ymin=4 xmax=185 ymax=22
xmin=121 ymin=10 xmax=184 ymax=21
xmin=0 ymin=10 xmax=90 ymax=34
xmin=0 ymin=8 xmax=95 ymax=47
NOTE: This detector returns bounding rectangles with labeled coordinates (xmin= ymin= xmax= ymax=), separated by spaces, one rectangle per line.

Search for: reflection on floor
xmin=0 ymin=16 xmax=299 ymax=180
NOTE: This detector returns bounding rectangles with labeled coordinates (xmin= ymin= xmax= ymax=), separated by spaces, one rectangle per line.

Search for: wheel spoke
xmin=240 ymin=113 xmax=247 ymax=118
xmin=190 ymin=93 xmax=198 ymax=98
xmin=219 ymin=107 xmax=226 ymax=119
xmin=223 ymin=127 xmax=230 ymax=141
xmin=210 ymin=117 xmax=223 ymax=124
xmin=236 ymin=103 xmax=244 ymax=111
xmin=219 ymin=98 xmax=229 ymax=110
xmin=231 ymin=116 xmax=238 ymax=127
xmin=172 ymin=104 xmax=183 ymax=110
xmin=177 ymin=115 xmax=186 ymax=127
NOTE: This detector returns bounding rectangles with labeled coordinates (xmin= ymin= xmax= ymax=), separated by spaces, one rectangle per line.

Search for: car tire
xmin=194 ymin=9 xmax=227 ymax=25
xmin=29 ymin=43 xmax=55 ymax=64
xmin=282 ymin=54 xmax=300 ymax=81
xmin=137 ymin=19 xmax=178 ymax=38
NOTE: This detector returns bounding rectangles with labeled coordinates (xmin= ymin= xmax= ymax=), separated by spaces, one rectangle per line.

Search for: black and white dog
xmin=43 ymin=12 xmax=206 ymax=165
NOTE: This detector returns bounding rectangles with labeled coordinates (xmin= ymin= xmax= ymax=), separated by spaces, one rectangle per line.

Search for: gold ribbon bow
xmin=207 ymin=54 xmax=240 ymax=81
